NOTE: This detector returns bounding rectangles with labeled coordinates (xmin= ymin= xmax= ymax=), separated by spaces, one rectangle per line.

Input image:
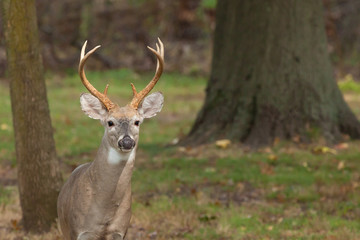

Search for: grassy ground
xmin=0 ymin=71 xmax=360 ymax=239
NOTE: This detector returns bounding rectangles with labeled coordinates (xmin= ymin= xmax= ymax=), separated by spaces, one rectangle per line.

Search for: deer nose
xmin=118 ymin=135 xmax=135 ymax=150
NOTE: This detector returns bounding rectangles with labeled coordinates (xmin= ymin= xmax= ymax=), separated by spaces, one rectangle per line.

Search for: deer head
xmin=79 ymin=39 xmax=164 ymax=153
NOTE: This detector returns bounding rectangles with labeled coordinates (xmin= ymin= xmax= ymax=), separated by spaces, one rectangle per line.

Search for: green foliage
xmin=201 ymin=0 xmax=217 ymax=9
xmin=338 ymin=74 xmax=360 ymax=93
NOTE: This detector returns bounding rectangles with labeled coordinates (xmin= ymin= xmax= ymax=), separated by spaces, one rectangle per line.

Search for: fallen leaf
xmin=1 ymin=123 xmax=10 ymax=131
xmin=177 ymin=146 xmax=192 ymax=153
xmin=10 ymin=219 xmax=20 ymax=231
xmin=215 ymin=139 xmax=231 ymax=149
xmin=268 ymin=154 xmax=278 ymax=163
xmin=337 ymin=161 xmax=345 ymax=170
xmin=302 ymin=162 xmax=311 ymax=171
xmin=311 ymin=146 xmax=337 ymax=155
xmin=334 ymin=143 xmax=349 ymax=150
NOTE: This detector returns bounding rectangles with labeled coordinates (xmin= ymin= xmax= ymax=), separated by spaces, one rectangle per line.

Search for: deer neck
xmin=87 ymin=136 xmax=136 ymax=200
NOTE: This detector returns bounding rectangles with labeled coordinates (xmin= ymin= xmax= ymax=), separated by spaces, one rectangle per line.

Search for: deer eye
xmin=134 ymin=120 xmax=140 ymax=126
xmin=108 ymin=121 xmax=114 ymax=127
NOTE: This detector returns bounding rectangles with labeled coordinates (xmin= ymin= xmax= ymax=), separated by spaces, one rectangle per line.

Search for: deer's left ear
xmin=138 ymin=92 xmax=164 ymax=119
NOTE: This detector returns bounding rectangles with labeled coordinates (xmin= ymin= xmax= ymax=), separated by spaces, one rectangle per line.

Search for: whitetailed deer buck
xmin=57 ymin=39 xmax=164 ymax=240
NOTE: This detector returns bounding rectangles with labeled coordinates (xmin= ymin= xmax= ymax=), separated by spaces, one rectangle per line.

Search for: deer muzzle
xmin=118 ymin=135 xmax=135 ymax=151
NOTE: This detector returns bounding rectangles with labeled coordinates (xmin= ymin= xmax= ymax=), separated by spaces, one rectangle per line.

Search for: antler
xmin=79 ymin=41 xmax=116 ymax=111
xmin=129 ymin=38 xmax=164 ymax=109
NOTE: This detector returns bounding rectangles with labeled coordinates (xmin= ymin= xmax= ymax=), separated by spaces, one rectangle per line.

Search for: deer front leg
xmin=105 ymin=186 xmax=132 ymax=240
xmin=107 ymin=232 xmax=125 ymax=240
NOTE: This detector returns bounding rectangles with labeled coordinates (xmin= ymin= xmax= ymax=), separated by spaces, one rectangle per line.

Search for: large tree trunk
xmin=2 ymin=0 xmax=63 ymax=232
xmin=185 ymin=0 xmax=360 ymax=146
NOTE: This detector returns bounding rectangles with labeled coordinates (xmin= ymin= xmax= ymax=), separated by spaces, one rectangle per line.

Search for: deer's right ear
xmin=80 ymin=93 xmax=107 ymax=120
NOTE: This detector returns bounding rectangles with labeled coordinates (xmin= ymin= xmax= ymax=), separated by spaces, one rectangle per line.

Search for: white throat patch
xmin=107 ymin=148 xmax=133 ymax=165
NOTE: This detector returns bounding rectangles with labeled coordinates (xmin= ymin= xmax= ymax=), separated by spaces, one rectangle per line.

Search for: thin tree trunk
xmin=2 ymin=0 xmax=63 ymax=232
xmin=185 ymin=0 xmax=360 ymax=146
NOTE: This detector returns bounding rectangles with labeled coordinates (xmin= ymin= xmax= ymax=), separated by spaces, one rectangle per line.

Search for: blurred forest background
xmin=1 ymin=0 xmax=360 ymax=78
xmin=1 ymin=0 xmax=216 ymax=76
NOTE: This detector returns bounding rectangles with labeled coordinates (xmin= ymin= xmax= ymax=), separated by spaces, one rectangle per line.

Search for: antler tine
xmin=130 ymin=38 xmax=164 ymax=109
xmin=157 ymin=38 xmax=164 ymax=71
xmin=79 ymin=41 xmax=116 ymax=111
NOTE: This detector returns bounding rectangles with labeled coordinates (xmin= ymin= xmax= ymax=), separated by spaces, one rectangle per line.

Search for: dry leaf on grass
xmin=268 ymin=154 xmax=277 ymax=161
xmin=215 ymin=139 xmax=231 ymax=149
xmin=334 ymin=143 xmax=349 ymax=150
xmin=311 ymin=146 xmax=337 ymax=155
xmin=1 ymin=123 xmax=10 ymax=131
xmin=337 ymin=161 xmax=345 ymax=170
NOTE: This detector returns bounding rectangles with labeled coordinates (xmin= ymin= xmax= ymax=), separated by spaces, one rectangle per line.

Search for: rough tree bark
xmin=185 ymin=0 xmax=360 ymax=146
xmin=2 ymin=0 xmax=63 ymax=232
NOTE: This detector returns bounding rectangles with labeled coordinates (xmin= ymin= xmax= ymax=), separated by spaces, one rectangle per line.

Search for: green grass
xmin=1 ymin=71 xmax=360 ymax=239
xmin=130 ymin=143 xmax=360 ymax=239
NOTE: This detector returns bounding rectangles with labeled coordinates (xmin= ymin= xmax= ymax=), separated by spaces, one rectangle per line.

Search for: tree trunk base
xmin=182 ymin=0 xmax=360 ymax=147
